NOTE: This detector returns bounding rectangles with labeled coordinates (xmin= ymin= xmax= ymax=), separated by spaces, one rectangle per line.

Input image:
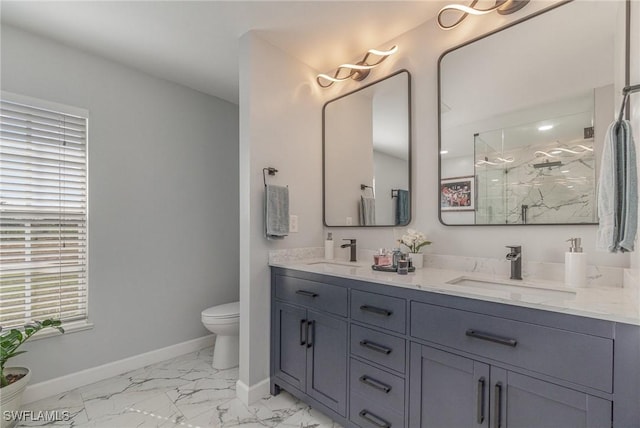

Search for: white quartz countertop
xmin=270 ymin=258 xmax=640 ymax=326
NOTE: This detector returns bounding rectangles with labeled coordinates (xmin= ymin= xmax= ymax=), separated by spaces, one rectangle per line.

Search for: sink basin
xmin=307 ymin=261 xmax=361 ymax=268
xmin=447 ymin=276 xmax=576 ymax=299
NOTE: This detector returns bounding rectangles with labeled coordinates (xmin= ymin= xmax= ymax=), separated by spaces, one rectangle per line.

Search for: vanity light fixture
xmin=475 ymin=156 xmax=514 ymax=166
xmin=535 ymin=145 xmax=594 ymax=158
xmin=316 ymin=45 xmax=398 ymax=88
xmin=437 ymin=0 xmax=530 ymax=30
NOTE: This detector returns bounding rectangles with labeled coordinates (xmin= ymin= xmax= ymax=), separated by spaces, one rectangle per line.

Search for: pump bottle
xmin=325 ymin=233 xmax=334 ymax=260
xmin=565 ymin=237 xmax=587 ymax=288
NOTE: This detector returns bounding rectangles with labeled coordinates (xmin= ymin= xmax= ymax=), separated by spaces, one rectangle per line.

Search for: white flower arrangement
xmin=400 ymin=229 xmax=431 ymax=253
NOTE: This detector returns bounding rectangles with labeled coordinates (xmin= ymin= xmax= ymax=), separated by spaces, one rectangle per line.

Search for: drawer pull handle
xmin=299 ymin=319 xmax=307 ymax=346
xmin=295 ymin=290 xmax=318 ymax=298
xmin=476 ymin=377 xmax=485 ymax=424
xmin=466 ymin=329 xmax=517 ymax=347
xmin=494 ymin=382 xmax=503 ymax=428
xmin=359 ymin=375 xmax=392 ymax=393
xmin=359 ymin=410 xmax=391 ymax=428
xmin=360 ymin=305 xmax=393 ymax=317
xmin=359 ymin=340 xmax=392 ymax=355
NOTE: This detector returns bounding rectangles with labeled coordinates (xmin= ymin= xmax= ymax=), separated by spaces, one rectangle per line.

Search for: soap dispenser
xmin=565 ymin=237 xmax=586 ymax=288
xmin=325 ymin=232 xmax=334 ymax=260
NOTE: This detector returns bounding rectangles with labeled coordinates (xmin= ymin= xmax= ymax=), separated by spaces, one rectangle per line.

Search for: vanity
xmin=274 ymin=1 xmax=640 ymax=426
xmin=269 ymin=261 xmax=640 ymax=428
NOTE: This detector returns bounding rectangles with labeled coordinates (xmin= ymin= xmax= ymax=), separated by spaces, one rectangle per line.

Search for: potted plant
xmin=400 ymin=229 xmax=431 ymax=269
xmin=1 ymin=319 xmax=64 ymax=428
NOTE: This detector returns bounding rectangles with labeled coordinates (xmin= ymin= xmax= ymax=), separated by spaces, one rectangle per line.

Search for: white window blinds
xmin=0 ymin=96 xmax=88 ymax=329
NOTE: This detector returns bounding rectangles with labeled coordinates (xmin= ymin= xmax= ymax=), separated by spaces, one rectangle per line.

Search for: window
xmin=1 ymin=93 xmax=89 ymax=330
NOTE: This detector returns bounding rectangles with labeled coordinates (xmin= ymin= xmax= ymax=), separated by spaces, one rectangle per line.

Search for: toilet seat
xmin=202 ymin=301 xmax=239 ymax=320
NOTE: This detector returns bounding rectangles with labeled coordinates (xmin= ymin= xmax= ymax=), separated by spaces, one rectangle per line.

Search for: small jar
xmin=397 ymin=258 xmax=409 ymax=275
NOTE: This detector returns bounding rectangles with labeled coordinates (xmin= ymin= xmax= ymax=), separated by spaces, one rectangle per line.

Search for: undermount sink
xmin=307 ymin=261 xmax=361 ymax=268
xmin=447 ymin=276 xmax=576 ymax=299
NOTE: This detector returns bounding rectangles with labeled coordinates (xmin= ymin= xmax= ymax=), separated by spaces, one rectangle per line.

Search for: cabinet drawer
xmin=275 ymin=275 xmax=347 ymax=317
xmin=351 ymin=289 xmax=406 ymax=334
xmin=350 ymin=391 xmax=404 ymax=428
xmin=350 ymin=358 xmax=405 ymax=411
xmin=351 ymin=325 xmax=406 ymax=373
xmin=410 ymin=302 xmax=613 ymax=392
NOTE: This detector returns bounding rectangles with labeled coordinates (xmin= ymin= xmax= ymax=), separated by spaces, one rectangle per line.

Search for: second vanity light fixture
xmin=316 ymin=45 xmax=398 ymax=88
xmin=437 ymin=0 xmax=530 ymax=30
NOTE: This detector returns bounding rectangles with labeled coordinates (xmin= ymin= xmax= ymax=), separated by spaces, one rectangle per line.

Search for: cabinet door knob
xmin=358 ymin=410 xmax=391 ymax=428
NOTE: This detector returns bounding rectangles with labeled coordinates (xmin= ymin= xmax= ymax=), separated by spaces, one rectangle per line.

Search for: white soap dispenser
xmin=325 ymin=232 xmax=334 ymax=260
xmin=565 ymin=237 xmax=587 ymax=288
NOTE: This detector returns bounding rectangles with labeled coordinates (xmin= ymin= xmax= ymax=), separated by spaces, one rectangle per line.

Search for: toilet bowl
xmin=201 ymin=301 xmax=240 ymax=369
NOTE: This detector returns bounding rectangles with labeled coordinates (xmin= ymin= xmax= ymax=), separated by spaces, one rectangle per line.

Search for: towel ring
xmin=263 ymin=167 xmax=278 ymax=187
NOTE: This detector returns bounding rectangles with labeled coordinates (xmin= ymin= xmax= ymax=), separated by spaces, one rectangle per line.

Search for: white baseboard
xmin=236 ymin=377 xmax=271 ymax=405
xmin=23 ymin=335 xmax=215 ymax=404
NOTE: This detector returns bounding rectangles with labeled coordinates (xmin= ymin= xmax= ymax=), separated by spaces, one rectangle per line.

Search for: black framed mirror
xmin=438 ymin=0 xmax=627 ymax=225
xmin=323 ymin=70 xmax=411 ymax=227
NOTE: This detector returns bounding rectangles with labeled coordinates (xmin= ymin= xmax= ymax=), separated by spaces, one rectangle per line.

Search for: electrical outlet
xmin=289 ymin=215 xmax=299 ymax=233
xmin=346 ymin=217 xmax=353 ymax=226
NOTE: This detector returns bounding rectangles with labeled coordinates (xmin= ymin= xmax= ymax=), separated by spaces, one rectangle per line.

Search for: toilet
xmin=201 ymin=301 xmax=240 ymax=369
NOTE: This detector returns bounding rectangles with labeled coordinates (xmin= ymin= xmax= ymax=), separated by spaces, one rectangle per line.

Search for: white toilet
xmin=201 ymin=301 xmax=240 ymax=369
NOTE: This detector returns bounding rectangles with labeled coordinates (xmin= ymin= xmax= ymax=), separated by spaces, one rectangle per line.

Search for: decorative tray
xmin=371 ymin=265 xmax=415 ymax=273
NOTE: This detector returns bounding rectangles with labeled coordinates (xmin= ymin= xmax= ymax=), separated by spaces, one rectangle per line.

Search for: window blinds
xmin=0 ymin=98 xmax=88 ymax=329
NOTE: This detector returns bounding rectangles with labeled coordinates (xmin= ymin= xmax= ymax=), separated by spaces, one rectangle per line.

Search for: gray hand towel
xmin=617 ymin=120 xmax=637 ymax=252
xmin=360 ymin=196 xmax=376 ymax=226
xmin=597 ymin=120 xmax=637 ymax=252
xmin=265 ymin=184 xmax=289 ymax=240
xmin=395 ymin=189 xmax=410 ymax=225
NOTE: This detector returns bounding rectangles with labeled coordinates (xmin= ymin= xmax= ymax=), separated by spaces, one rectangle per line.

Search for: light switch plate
xmin=289 ymin=215 xmax=298 ymax=233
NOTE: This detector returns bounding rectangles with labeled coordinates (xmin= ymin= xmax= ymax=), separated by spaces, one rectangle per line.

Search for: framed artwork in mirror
xmin=441 ymin=176 xmax=475 ymax=212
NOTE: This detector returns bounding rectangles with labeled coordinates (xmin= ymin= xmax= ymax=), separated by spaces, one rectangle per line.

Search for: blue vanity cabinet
xmin=409 ymin=344 xmax=611 ymax=428
xmin=410 ymin=344 xmax=490 ymax=427
xmin=271 ymin=267 xmax=639 ymax=428
xmin=272 ymin=276 xmax=348 ymax=417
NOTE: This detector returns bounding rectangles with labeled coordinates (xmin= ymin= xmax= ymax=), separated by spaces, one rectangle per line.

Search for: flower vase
xmin=409 ymin=252 xmax=423 ymax=269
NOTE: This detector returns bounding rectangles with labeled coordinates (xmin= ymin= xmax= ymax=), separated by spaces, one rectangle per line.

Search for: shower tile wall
xmin=476 ymin=140 xmax=595 ymax=224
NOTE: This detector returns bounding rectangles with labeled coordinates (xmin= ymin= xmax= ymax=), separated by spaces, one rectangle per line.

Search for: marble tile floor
xmin=17 ymin=347 xmax=343 ymax=428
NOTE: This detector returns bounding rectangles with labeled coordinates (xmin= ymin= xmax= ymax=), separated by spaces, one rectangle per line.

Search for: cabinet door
xmin=274 ymin=302 xmax=307 ymax=391
xmin=491 ymin=368 xmax=612 ymax=428
xmin=410 ymin=343 xmax=490 ymax=428
xmin=306 ymin=309 xmax=348 ymax=416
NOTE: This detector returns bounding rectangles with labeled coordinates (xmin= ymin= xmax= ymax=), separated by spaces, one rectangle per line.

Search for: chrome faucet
xmin=341 ymin=239 xmax=357 ymax=262
xmin=505 ymin=245 xmax=522 ymax=280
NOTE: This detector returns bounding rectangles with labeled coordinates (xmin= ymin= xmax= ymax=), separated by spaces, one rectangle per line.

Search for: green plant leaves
xmin=0 ymin=318 xmax=65 ymax=387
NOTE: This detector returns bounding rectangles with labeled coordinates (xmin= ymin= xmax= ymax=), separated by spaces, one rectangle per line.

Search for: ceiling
xmin=0 ymin=1 xmax=447 ymax=105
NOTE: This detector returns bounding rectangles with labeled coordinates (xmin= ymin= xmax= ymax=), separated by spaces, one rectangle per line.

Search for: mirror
xmin=439 ymin=1 xmax=624 ymax=225
xmin=323 ymin=70 xmax=411 ymax=227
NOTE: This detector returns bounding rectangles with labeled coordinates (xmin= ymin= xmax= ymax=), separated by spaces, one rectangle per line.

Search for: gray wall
xmin=1 ymin=25 xmax=240 ymax=384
